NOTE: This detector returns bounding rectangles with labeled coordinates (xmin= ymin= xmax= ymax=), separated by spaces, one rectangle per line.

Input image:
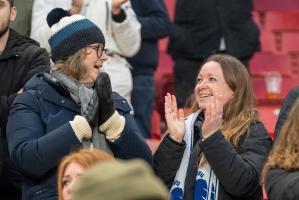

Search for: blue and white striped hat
xmin=47 ymin=8 xmax=105 ymax=62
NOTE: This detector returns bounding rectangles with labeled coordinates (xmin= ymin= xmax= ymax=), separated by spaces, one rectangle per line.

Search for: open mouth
xmin=199 ymin=94 xmax=213 ymax=99
xmin=94 ymin=65 xmax=101 ymax=69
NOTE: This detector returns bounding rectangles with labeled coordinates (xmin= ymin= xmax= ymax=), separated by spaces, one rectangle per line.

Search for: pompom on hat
xmin=47 ymin=8 xmax=105 ymax=62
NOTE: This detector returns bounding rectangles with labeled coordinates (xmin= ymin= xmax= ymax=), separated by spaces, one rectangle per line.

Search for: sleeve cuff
xmin=99 ymin=111 xmax=125 ymax=141
xmin=112 ymin=9 xmax=126 ymax=22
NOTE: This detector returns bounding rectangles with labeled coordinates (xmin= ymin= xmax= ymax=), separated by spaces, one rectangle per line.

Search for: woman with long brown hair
xmin=262 ymin=99 xmax=299 ymax=200
xmin=154 ymin=54 xmax=272 ymax=200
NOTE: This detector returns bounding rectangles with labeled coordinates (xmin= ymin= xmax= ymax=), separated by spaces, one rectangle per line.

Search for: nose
xmin=197 ymin=79 xmax=208 ymax=89
xmin=67 ymin=179 xmax=76 ymax=194
xmin=100 ymin=51 xmax=108 ymax=61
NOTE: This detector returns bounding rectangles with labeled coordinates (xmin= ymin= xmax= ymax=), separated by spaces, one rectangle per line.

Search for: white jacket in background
xmin=30 ymin=0 xmax=141 ymax=103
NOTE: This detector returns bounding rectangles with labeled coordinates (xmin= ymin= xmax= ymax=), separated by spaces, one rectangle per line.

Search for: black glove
xmin=95 ymin=72 xmax=115 ymax=126
xmin=81 ymin=91 xmax=98 ymax=127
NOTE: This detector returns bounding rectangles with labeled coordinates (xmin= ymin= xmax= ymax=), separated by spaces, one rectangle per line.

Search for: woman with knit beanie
xmin=6 ymin=8 xmax=152 ymax=200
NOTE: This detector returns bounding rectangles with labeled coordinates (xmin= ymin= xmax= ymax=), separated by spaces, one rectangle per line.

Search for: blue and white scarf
xmin=169 ymin=110 xmax=219 ymax=200
xmin=169 ymin=111 xmax=200 ymax=200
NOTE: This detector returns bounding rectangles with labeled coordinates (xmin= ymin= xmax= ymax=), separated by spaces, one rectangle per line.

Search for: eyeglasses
xmin=87 ymin=44 xmax=108 ymax=58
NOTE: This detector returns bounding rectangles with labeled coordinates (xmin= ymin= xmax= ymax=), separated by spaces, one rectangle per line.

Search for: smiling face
xmin=62 ymin=162 xmax=85 ymax=200
xmin=195 ymin=61 xmax=234 ymax=110
xmin=79 ymin=43 xmax=108 ymax=84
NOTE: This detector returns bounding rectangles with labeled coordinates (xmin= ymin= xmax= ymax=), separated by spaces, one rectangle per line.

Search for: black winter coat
xmin=154 ymin=117 xmax=272 ymax=200
xmin=265 ymin=168 xmax=299 ymax=200
xmin=168 ymin=0 xmax=260 ymax=61
xmin=7 ymin=73 xmax=153 ymax=200
xmin=274 ymin=86 xmax=299 ymax=140
xmin=0 ymin=28 xmax=49 ymax=197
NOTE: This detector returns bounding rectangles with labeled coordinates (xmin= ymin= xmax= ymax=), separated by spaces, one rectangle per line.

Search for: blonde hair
xmin=262 ymin=99 xmax=299 ymax=183
xmin=57 ymin=149 xmax=114 ymax=200
xmin=190 ymin=54 xmax=259 ymax=148
xmin=52 ymin=48 xmax=91 ymax=81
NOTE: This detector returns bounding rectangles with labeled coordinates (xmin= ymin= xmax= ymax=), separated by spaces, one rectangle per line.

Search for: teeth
xmin=199 ymin=94 xmax=210 ymax=98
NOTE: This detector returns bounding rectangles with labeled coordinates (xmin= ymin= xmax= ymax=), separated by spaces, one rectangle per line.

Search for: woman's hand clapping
xmin=164 ymin=93 xmax=185 ymax=143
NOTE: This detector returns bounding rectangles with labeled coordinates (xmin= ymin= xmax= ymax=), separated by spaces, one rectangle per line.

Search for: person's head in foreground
xmin=262 ymin=99 xmax=299 ymax=180
xmin=72 ymin=159 xmax=169 ymax=200
xmin=191 ymin=54 xmax=258 ymax=146
xmin=58 ymin=149 xmax=114 ymax=200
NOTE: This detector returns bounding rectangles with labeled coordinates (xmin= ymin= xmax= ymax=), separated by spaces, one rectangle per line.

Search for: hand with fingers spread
xmin=202 ymin=93 xmax=224 ymax=139
xmin=164 ymin=93 xmax=185 ymax=143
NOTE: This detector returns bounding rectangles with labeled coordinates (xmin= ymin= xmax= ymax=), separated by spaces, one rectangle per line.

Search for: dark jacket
xmin=265 ymin=168 xmax=299 ymax=200
xmin=6 ymin=73 xmax=153 ymax=200
xmin=0 ymin=29 xmax=49 ymax=197
xmin=154 ymin=116 xmax=272 ymax=200
xmin=274 ymin=86 xmax=299 ymax=140
xmin=168 ymin=0 xmax=260 ymax=61
xmin=128 ymin=0 xmax=170 ymax=76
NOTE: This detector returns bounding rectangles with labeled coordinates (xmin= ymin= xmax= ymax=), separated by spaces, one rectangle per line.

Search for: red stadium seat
xmin=253 ymin=0 xmax=299 ymax=11
xmin=151 ymin=109 xmax=162 ymax=139
xmin=279 ymin=32 xmax=299 ymax=53
xmin=154 ymin=52 xmax=174 ymax=122
xmin=264 ymin=11 xmax=299 ymax=31
xmin=249 ymin=52 xmax=292 ymax=77
xmin=252 ymin=76 xmax=299 ymax=102
xmin=256 ymin=105 xmax=280 ymax=139
xmin=259 ymin=30 xmax=276 ymax=52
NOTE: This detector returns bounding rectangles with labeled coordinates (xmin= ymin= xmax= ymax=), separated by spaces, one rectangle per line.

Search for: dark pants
xmin=0 ymin=136 xmax=22 ymax=200
xmin=174 ymin=58 xmax=203 ymax=108
xmin=132 ymin=75 xmax=155 ymax=138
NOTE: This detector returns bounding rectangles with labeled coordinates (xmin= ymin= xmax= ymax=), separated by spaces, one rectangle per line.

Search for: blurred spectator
xmin=7 ymin=9 xmax=152 ymax=200
xmin=262 ymin=99 xmax=299 ymax=200
xmin=73 ymin=159 xmax=168 ymax=200
xmin=30 ymin=0 xmax=141 ymax=104
xmin=58 ymin=149 xmax=114 ymax=200
xmin=154 ymin=55 xmax=272 ymax=199
xmin=128 ymin=0 xmax=170 ymax=138
xmin=274 ymin=86 xmax=299 ymax=140
xmin=168 ymin=0 xmax=260 ymax=107
xmin=0 ymin=0 xmax=50 ymax=199
xmin=10 ymin=0 xmax=34 ymax=37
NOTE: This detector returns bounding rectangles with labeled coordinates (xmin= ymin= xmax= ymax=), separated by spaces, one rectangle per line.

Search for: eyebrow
xmin=62 ymin=175 xmax=71 ymax=179
xmin=198 ymin=73 xmax=218 ymax=77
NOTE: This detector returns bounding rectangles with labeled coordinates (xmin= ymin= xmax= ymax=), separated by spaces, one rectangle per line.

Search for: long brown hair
xmin=190 ymin=54 xmax=259 ymax=147
xmin=57 ymin=149 xmax=114 ymax=200
xmin=262 ymin=99 xmax=299 ymax=182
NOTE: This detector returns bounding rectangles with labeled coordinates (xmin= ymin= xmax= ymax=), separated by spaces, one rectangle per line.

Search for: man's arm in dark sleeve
xmin=131 ymin=0 xmax=171 ymax=40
